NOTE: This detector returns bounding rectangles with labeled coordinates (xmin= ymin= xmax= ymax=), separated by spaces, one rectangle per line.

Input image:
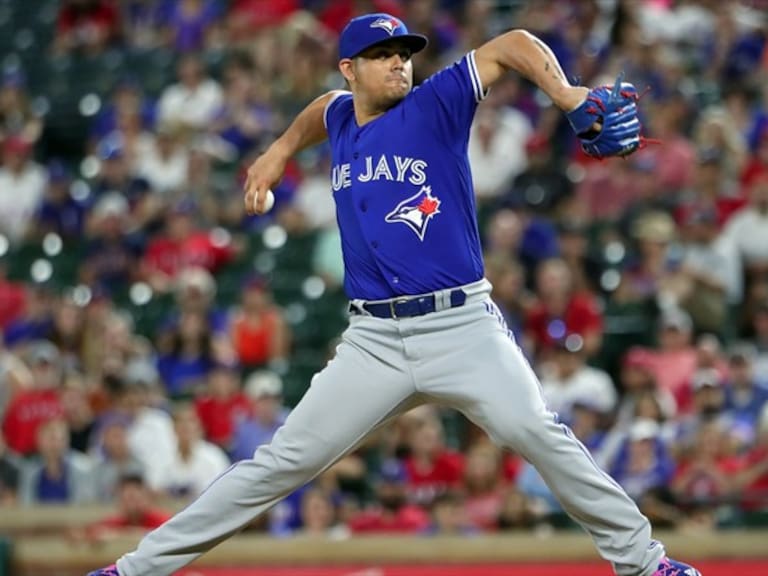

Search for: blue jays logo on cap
xmin=369 ymin=16 xmax=399 ymax=35
xmin=338 ymin=13 xmax=428 ymax=60
xmin=385 ymin=185 xmax=441 ymax=241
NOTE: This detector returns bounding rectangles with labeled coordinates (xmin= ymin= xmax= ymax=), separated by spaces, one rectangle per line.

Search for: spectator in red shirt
xmin=524 ymin=257 xmax=604 ymax=361
xmin=1 ymin=341 xmax=64 ymax=456
xmin=404 ymin=415 xmax=464 ymax=507
xmin=230 ymin=277 xmax=290 ymax=371
xmin=54 ymin=0 xmax=121 ymax=56
xmin=462 ymin=441 xmax=505 ymax=531
xmin=141 ymin=202 xmax=235 ymax=293
xmin=73 ymin=471 xmax=172 ymax=543
xmin=733 ymin=404 xmax=768 ymax=512
xmin=348 ymin=458 xmax=429 ymax=534
xmin=644 ymin=309 xmax=699 ymax=411
xmin=671 ymin=419 xmax=743 ymax=527
xmin=194 ymin=360 xmax=251 ymax=450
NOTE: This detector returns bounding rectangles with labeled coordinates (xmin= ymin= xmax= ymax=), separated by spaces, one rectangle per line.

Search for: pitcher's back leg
xmin=117 ymin=320 xmax=419 ymax=576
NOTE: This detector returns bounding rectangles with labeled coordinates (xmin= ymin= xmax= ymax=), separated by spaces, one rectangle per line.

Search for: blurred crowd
xmin=2 ymin=0 xmax=768 ymax=542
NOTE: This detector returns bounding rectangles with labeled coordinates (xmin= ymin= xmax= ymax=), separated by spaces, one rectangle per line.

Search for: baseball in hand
xmin=262 ymin=189 xmax=275 ymax=213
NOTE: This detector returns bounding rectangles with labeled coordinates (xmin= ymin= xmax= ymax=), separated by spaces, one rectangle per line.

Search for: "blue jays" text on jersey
xmin=324 ymin=51 xmax=488 ymax=300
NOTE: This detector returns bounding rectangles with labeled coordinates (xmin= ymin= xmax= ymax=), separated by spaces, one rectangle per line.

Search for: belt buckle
xmin=389 ymin=297 xmax=409 ymax=319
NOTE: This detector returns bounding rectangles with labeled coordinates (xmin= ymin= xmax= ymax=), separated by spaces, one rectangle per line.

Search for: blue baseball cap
xmin=339 ymin=13 xmax=428 ymax=60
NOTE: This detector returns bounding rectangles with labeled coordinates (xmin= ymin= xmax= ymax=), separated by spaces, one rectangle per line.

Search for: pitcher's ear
xmin=339 ymin=58 xmax=355 ymax=83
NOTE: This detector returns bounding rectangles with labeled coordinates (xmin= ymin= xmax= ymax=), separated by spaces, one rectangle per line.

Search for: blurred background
xmin=0 ymin=0 xmax=768 ymax=574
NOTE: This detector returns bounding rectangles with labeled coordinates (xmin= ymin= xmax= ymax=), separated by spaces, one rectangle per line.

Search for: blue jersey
xmin=325 ymin=51 xmax=488 ymax=300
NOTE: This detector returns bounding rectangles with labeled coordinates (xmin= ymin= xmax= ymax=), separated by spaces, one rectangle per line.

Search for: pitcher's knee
xmin=489 ymin=411 xmax=553 ymax=455
xmin=249 ymin=434 xmax=334 ymax=489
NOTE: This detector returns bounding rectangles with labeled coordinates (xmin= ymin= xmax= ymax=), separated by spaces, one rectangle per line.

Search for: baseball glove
xmin=566 ymin=73 xmax=642 ymax=159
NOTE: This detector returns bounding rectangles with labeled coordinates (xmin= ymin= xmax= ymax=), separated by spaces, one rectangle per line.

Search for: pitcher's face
xmin=341 ymin=41 xmax=414 ymax=109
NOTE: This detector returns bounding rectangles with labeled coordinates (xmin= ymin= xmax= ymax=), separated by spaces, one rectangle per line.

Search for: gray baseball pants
xmin=116 ymin=279 xmax=664 ymax=576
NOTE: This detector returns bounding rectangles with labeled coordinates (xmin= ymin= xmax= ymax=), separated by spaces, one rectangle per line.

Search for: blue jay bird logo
xmin=385 ymin=185 xmax=441 ymax=241
xmin=369 ymin=17 xmax=400 ymax=36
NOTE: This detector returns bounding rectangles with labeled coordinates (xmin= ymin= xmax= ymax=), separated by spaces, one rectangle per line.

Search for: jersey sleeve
xmin=323 ymin=90 xmax=353 ymax=138
xmin=410 ymin=50 xmax=488 ymax=153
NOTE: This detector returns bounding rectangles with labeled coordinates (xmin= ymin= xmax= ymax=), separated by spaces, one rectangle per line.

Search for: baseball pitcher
xmin=90 ymin=13 xmax=699 ymax=576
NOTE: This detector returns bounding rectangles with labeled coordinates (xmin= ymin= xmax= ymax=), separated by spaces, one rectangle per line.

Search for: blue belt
xmin=351 ymin=289 xmax=467 ymax=319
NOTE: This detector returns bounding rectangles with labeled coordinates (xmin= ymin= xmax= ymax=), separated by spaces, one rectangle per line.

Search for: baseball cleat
xmin=652 ymin=557 xmax=701 ymax=576
xmin=86 ymin=564 xmax=119 ymax=576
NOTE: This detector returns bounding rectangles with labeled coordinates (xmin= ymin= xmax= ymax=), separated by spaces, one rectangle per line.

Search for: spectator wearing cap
xmin=230 ymin=277 xmax=290 ymax=371
xmin=348 ymin=458 xmax=429 ymax=534
xmin=80 ymin=192 xmax=144 ymax=295
xmin=0 ymin=69 xmax=43 ymax=146
xmin=94 ymin=363 xmax=176 ymax=492
xmin=194 ymin=359 xmax=251 ymax=450
xmin=671 ymin=368 xmax=740 ymax=457
xmin=90 ymin=136 xmax=152 ymax=213
xmin=640 ymin=308 xmax=698 ymax=409
xmin=467 ymin=89 xmax=533 ymax=203
xmin=539 ymin=333 xmax=617 ymax=426
xmin=151 ymin=403 xmax=230 ymax=498
xmin=157 ymin=54 xmax=224 ymax=132
xmin=524 ymin=258 xmax=604 ymax=361
xmin=608 ymin=419 xmax=679 ymax=528
xmin=1 ymin=341 xmax=64 ymax=456
xmin=33 ymin=161 xmax=88 ymax=241
xmin=692 ymin=107 xmax=748 ymax=186
xmin=230 ymin=371 xmax=290 ymax=461
xmin=623 ymin=211 xmax=681 ymax=302
xmin=723 ymin=345 xmax=768 ymax=439
xmin=18 ymin=417 xmax=98 ymax=504
xmin=135 ymin=122 xmax=191 ymax=197
xmin=168 ymin=266 xmax=229 ymax=336
xmin=0 ymin=135 xmax=47 ymax=245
